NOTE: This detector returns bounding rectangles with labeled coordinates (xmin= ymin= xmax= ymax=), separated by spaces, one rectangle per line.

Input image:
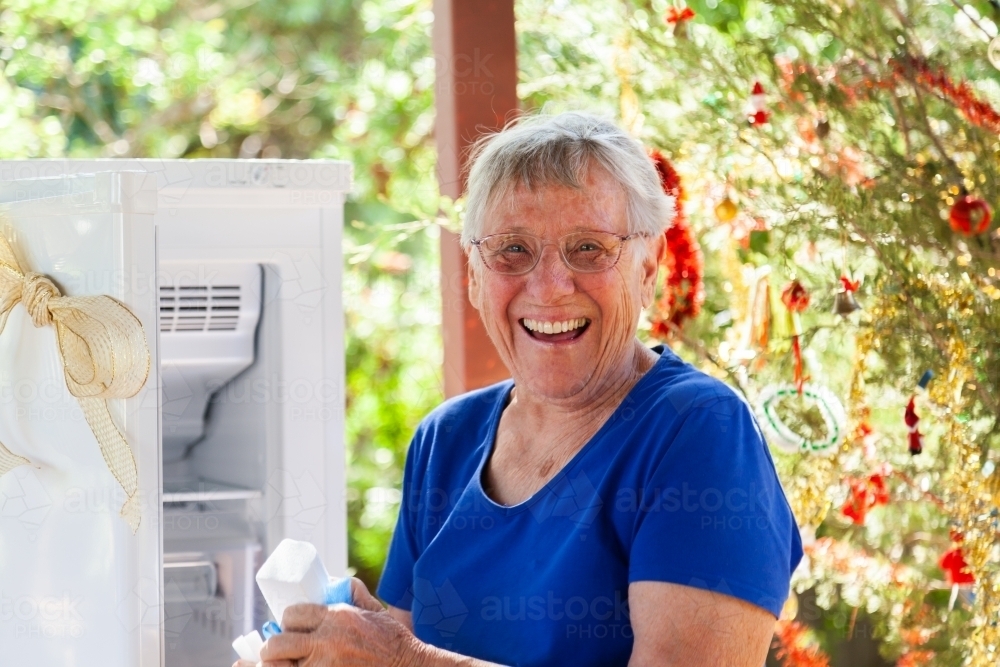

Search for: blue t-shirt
xmin=378 ymin=345 xmax=802 ymax=666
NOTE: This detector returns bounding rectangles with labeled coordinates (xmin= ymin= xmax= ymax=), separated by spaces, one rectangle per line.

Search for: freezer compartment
xmin=164 ymin=505 xmax=263 ymax=667
xmin=160 ymin=262 xmax=262 ymax=463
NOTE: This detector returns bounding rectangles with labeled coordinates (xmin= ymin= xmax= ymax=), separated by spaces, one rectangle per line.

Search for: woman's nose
xmin=525 ymin=244 xmax=575 ymax=300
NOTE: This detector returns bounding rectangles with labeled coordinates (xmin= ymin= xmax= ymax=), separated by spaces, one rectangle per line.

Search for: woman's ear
xmin=640 ymin=233 xmax=665 ymax=309
xmin=467 ymin=250 xmax=482 ymax=312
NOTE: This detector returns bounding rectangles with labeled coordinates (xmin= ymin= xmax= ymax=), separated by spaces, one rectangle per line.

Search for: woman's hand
xmin=232 ymin=578 xmax=427 ymax=667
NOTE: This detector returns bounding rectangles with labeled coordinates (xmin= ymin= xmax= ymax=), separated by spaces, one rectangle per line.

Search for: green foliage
xmin=344 ymin=215 xmax=442 ymax=587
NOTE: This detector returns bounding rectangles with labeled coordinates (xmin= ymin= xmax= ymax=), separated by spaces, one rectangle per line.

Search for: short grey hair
xmin=461 ymin=112 xmax=675 ymax=248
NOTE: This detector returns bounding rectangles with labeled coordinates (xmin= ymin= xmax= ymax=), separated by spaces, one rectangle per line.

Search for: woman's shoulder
xmin=406 ymin=379 xmax=513 ymax=467
xmin=418 ymin=379 xmax=512 ymax=434
xmin=642 ymin=345 xmax=749 ymax=420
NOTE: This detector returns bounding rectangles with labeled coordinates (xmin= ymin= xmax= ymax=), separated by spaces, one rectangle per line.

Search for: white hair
xmin=460 ymin=112 xmax=675 ymax=248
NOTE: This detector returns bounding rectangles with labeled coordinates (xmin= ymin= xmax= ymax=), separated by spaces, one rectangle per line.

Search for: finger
xmin=260 ymin=631 xmax=314 ymax=662
xmin=281 ymin=603 xmax=328 ymax=632
xmin=260 ymin=661 xmax=296 ymax=667
xmin=232 ymin=661 xmax=256 ymax=667
xmin=349 ymin=577 xmax=385 ymax=613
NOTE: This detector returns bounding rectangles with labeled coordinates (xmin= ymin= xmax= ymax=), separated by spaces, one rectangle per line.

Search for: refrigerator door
xmin=0 ymin=172 xmax=161 ymax=667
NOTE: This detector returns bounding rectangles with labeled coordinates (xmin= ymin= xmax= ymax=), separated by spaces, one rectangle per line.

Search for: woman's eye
xmin=572 ymin=240 xmax=603 ymax=253
xmin=501 ymin=243 xmax=528 ymax=253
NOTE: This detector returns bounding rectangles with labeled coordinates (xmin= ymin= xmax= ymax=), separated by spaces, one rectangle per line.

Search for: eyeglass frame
xmin=469 ymin=230 xmax=648 ymax=276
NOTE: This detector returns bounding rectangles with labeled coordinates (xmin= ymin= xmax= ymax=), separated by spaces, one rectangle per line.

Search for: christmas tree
xmin=518 ymin=0 xmax=1000 ymax=664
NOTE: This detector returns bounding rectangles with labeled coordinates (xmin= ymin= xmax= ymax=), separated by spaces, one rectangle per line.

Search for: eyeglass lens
xmin=478 ymin=231 xmax=626 ymax=274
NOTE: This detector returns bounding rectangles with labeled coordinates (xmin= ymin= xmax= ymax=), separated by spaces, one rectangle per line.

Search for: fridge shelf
xmin=163 ymin=477 xmax=262 ymax=503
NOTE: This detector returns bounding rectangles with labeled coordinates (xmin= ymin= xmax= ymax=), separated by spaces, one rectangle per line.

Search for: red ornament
xmin=948 ymin=195 xmax=993 ymax=235
xmin=665 ymin=6 xmax=695 ymax=23
xmin=781 ymin=281 xmax=810 ymax=312
xmin=748 ymin=82 xmax=770 ymax=125
xmin=904 ymin=397 xmax=923 ymax=455
xmin=939 ymin=547 xmax=975 ymax=586
xmin=648 ymin=149 xmax=705 ymax=338
xmin=841 ymin=474 xmax=890 ymax=525
xmin=780 ymin=280 xmax=810 ymax=393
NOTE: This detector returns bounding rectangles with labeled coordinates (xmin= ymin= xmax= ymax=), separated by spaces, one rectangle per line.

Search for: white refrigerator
xmin=0 ymin=159 xmax=352 ymax=666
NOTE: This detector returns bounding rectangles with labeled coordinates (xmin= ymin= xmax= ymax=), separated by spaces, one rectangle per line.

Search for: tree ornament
xmin=904 ymin=371 xmax=933 ymax=456
xmin=756 ymin=383 xmax=847 ymax=455
xmin=664 ymin=5 xmax=695 ymax=39
xmin=841 ymin=473 xmax=889 ymax=525
xmin=781 ymin=280 xmax=810 ymax=393
xmin=815 ymin=117 xmax=831 ymax=140
xmin=714 ymin=196 xmax=739 ymax=223
xmin=940 ymin=546 xmax=975 ymax=586
xmin=648 ymin=149 xmax=705 ymax=336
xmin=833 ymin=276 xmax=862 ymax=316
xmin=781 ymin=280 xmax=810 ymax=311
xmin=948 ymin=194 xmax=992 ymax=235
xmin=735 ymin=265 xmax=771 ymax=366
xmin=904 ymin=398 xmax=923 ymax=455
xmin=747 ymin=81 xmax=770 ymax=125
xmin=664 ymin=6 xmax=695 ymax=24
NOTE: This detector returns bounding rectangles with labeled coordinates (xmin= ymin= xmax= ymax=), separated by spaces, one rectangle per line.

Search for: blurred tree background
xmin=4 ymin=0 xmax=1000 ymax=664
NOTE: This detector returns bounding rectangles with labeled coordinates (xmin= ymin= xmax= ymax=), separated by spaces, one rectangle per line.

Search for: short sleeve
xmin=627 ymin=395 xmax=802 ymax=617
xmin=376 ymin=428 xmax=425 ymax=610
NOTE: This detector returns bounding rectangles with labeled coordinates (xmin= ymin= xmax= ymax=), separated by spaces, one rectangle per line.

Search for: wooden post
xmin=433 ymin=0 xmax=518 ymax=397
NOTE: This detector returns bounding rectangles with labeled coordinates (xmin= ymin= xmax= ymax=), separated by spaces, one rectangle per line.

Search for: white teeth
xmin=522 ymin=318 xmax=588 ymax=334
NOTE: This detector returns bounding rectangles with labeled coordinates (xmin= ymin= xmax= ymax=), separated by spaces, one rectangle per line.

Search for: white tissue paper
xmin=255 ymin=538 xmax=331 ymax=624
xmin=231 ymin=631 xmax=264 ymax=662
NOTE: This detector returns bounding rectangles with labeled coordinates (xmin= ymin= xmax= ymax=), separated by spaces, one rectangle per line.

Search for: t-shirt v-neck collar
xmin=472 ymin=346 xmax=671 ymax=515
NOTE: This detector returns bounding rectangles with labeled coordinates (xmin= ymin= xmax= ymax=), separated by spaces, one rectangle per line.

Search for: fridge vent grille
xmin=159 ymin=285 xmax=241 ymax=332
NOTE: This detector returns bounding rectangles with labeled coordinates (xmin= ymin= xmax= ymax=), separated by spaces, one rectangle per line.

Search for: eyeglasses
xmin=470 ymin=230 xmax=645 ymax=276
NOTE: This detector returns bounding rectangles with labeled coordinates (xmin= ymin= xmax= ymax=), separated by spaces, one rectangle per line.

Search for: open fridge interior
xmin=160 ymin=260 xmax=273 ymax=666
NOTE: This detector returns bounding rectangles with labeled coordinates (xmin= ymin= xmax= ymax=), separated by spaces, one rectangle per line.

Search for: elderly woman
xmin=247 ymin=112 xmax=802 ymax=667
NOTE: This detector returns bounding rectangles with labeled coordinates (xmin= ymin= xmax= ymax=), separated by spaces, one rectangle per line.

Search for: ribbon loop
xmin=0 ymin=230 xmax=150 ymax=533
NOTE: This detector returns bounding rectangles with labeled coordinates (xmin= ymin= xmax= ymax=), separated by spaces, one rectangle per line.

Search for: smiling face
xmin=468 ymin=165 xmax=664 ymax=402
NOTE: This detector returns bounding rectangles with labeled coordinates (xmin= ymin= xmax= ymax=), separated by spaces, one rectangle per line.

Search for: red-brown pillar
xmin=433 ymin=0 xmax=518 ymax=397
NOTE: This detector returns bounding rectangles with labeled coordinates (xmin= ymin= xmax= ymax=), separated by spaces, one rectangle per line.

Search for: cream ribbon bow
xmin=0 ymin=232 xmax=150 ymax=533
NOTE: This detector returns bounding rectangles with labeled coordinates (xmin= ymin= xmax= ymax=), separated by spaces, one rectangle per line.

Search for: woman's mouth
xmin=520 ymin=318 xmax=590 ymax=343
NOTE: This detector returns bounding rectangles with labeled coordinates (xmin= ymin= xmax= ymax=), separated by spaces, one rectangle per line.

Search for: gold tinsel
xmin=933 ymin=339 xmax=1000 ymax=667
xmin=868 ymin=280 xmax=1000 ymax=665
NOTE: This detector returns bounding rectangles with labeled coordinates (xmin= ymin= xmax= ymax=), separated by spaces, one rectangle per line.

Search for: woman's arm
xmin=628 ymin=581 xmax=776 ymax=667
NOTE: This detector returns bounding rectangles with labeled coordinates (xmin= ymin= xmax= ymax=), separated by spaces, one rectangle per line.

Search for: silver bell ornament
xmin=833 ymin=276 xmax=862 ymax=316
xmin=833 ymin=289 xmax=862 ymax=316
